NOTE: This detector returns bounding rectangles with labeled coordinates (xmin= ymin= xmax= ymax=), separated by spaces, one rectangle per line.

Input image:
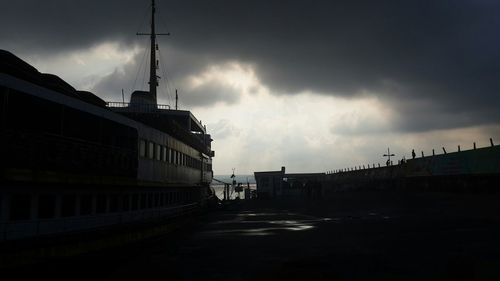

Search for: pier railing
xmin=0 ymin=203 xmax=198 ymax=242
xmin=326 ymin=138 xmax=498 ymax=175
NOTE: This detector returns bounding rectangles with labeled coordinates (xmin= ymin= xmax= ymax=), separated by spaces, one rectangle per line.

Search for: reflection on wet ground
xmin=200 ymin=211 xmax=330 ymax=236
xmin=201 ymin=209 xmax=398 ymax=237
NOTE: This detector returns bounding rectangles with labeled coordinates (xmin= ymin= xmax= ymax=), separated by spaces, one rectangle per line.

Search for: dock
xmin=5 ymin=191 xmax=500 ymax=280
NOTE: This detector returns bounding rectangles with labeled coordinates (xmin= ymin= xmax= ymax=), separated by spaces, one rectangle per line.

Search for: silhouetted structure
xmin=0 ymin=0 xmax=215 ymax=263
xmin=254 ymin=167 xmax=325 ymax=199
xmin=323 ymin=143 xmax=500 ymax=194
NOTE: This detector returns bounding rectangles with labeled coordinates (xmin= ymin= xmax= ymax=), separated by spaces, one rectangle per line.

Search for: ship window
xmin=161 ymin=146 xmax=167 ymax=162
xmin=10 ymin=194 xmax=31 ymax=221
xmin=80 ymin=194 xmax=93 ymax=215
xmin=148 ymin=142 xmax=154 ymax=159
xmin=101 ymin=119 xmax=137 ymax=150
xmin=61 ymin=194 xmax=76 ymax=217
xmin=7 ymin=89 xmax=62 ymax=135
xmin=140 ymin=193 xmax=147 ymax=209
xmin=170 ymin=149 xmax=174 ymax=164
xmin=38 ymin=194 xmax=56 ymax=219
xmin=131 ymin=194 xmax=139 ymax=211
xmin=96 ymin=194 xmax=107 ymax=214
xmin=63 ymin=107 xmax=100 ymax=142
xmin=154 ymin=193 xmax=160 ymax=207
xmin=0 ymin=86 xmax=6 ymax=128
xmin=160 ymin=193 xmax=165 ymax=206
xmin=147 ymin=193 xmax=153 ymax=208
xmin=156 ymin=144 xmax=161 ymax=160
xmin=122 ymin=194 xmax=130 ymax=211
xmin=109 ymin=194 xmax=118 ymax=213
xmin=139 ymin=140 xmax=146 ymax=157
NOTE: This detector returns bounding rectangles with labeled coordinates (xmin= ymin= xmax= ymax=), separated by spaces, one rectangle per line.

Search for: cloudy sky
xmin=2 ymin=0 xmax=500 ymax=175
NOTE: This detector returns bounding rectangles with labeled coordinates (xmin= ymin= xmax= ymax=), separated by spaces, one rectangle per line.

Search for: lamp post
xmin=383 ymin=147 xmax=395 ymax=166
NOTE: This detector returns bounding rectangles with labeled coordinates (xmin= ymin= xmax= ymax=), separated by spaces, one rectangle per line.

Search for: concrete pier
xmin=5 ymin=192 xmax=500 ymax=280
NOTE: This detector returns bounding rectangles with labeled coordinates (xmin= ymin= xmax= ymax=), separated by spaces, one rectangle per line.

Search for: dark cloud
xmin=3 ymin=0 xmax=500 ymax=132
xmin=90 ymin=45 xmax=240 ymax=107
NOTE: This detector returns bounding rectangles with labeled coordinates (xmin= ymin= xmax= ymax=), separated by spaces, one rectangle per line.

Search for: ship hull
xmin=0 ymin=51 xmax=215 ymax=248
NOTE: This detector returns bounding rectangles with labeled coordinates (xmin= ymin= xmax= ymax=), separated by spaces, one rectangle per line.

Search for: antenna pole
xmin=175 ymin=89 xmax=178 ymax=110
xmin=137 ymin=0 xmax=169 ymax=104
xmin=149 ymin=0 xmax=158 ymax=104
xmin=383 ymin=147 xmax=395 ymax=166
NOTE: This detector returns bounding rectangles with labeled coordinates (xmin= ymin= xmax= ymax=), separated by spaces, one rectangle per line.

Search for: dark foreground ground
xmin=5 ymin=191 xmax=500 ymax=281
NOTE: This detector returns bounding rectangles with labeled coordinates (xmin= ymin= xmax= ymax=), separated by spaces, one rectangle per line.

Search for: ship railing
xmin=106 ymin=102 xmax=171 ymax=112
xmin=0 ymin=203 xmax=198 ymax=242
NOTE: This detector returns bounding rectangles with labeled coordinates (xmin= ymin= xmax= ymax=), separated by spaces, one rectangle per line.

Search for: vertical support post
xmin=473 ymin=142 xmax=476 ymax=150
xmin=458 ymin=145 xmax=461 ymax=152
xmin=0 ymin=194 xmax=9 ymax=223
xmin=175 ymin=89 xmax=178 ymax=110
xmin=421 ymin=151 xmax=424 ymax=157
xmin=442 ymin=147 xmax=447 ymax=154
xmin=30 ymin=194 xmax=38 ymax=221
xmin=55 ymin=194 xmax=62 ymax=219
xmin=490 ymin=138 xmax=494 ymax=147
xmin=75 ymin=194 xmax=81 ymax=216
xmin=432 ymin=149 xmax=435 ymax=156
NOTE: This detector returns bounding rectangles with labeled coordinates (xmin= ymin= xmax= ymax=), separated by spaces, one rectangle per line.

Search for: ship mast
xmin=137 ymin=0 xmax=169 ymax=105
xmin=149 ymin=0 xmax=158 ymax=103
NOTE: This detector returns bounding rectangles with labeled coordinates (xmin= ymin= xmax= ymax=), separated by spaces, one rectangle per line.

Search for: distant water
xmin=212 ymin=184 xmax=256 ymax=200
xmin=212 ymin=174 xmax=256 ymax=200
xmin=213 ymin=174 xmax=256 ymax=184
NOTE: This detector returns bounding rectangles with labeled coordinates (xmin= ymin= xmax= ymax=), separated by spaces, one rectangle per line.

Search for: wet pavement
xmin=6 ymin=191 xmax=500 ymax=280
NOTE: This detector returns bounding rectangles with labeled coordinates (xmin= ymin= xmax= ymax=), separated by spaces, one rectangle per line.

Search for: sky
xmin=2 ymin=0 xmax=500 ymax=175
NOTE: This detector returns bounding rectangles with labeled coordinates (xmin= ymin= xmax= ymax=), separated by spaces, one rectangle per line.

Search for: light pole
xmin=383 ymin=147 xmax=395 ymax=166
